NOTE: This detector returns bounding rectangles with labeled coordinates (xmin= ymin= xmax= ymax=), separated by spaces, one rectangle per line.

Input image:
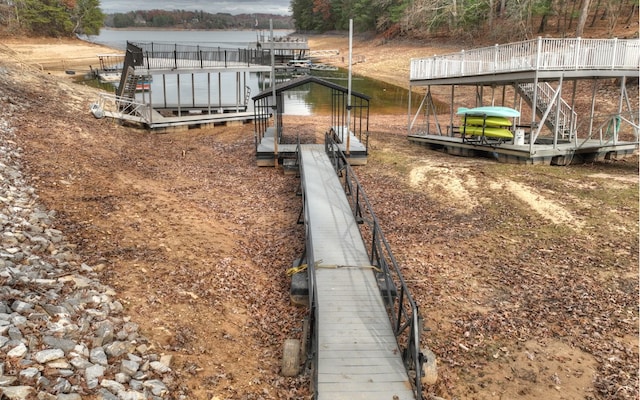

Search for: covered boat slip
xmin=298 ymin=145 xmax=415 ymax=399
xmin=408 ymin=37 xmax=639 ymax=164
xmin=253 ymin=75 xmax=370 ymax=166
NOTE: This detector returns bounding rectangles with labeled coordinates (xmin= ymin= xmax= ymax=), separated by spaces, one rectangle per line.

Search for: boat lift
xmin=281 ymin=134 xmax=437 ymax=399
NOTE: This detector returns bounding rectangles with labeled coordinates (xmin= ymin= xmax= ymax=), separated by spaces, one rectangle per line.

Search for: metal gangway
xmin=290 ymin=135 xmax=436 ymax=399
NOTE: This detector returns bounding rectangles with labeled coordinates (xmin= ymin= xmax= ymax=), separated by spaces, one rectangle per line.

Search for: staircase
xmin=119 ymin=67 xmax=138 ymax=100
xmin=117 ymin=42 xmax=145 ymax=99
xmin=516 ymin=82 xmax=577 ymax=141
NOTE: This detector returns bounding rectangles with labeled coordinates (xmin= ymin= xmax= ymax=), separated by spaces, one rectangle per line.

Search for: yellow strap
xmin=287 ymin=261 xmax=381 ymax=275
xmin=286 ymin=264 xmax=308 ymax=276
xmin=286 ymin=259 xmax=324 ymax=276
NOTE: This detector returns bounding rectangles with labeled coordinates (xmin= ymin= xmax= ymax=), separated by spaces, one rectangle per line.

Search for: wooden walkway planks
xmin=300 ymin=146 xmax=414 ymax=400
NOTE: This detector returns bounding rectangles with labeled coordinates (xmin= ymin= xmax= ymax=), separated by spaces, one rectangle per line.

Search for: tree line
xmin=1 ymin=0 xmax=104 ymax=36
xmin=105 ymin=11 xmax=293 ymax=30
xmin=291 ymin=0 xmax=639 ymax=41
xmin=0 ymin=1 xmax=292 ymax=37
xmin=1 ymin=0 xmax=636 ymax=39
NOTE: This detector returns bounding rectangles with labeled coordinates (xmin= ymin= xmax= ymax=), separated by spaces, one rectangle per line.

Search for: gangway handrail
xmin=295 ymin=141 xmax=319 ymax=394
xmin=324 ymin=133 xmax=425 ymax=399
xmin=95 ymin=92 xmax=150 ymax=124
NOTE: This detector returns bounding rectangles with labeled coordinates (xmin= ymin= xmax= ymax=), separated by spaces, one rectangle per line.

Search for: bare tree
xmin=576 ymin=0 xmax=591 ymax=36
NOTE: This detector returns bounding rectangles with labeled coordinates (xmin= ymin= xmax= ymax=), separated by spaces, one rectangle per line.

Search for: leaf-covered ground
xmin=1 ymin=37 xmax=638 ymax=400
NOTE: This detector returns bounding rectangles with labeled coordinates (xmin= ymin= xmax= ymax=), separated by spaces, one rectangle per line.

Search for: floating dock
xmin=92 ymin=41 xmax=272 ymax=131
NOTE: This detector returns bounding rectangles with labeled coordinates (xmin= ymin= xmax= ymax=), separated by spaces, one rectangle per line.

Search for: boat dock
xmin=91 ymin=41 xmax=272 ymax=131
xmin=252 ymin=75 xmax=370 ymax=166
xmin=408 ymin=37 xmax=639 ymax=164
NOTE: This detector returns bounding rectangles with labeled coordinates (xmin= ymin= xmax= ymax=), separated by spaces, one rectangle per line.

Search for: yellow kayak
xmin=462 ymin=125 xmax=514 ymax=139
xmin=464 ymin=116 xmax=512 ymax=127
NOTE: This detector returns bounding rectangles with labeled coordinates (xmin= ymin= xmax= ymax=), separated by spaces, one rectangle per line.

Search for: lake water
xmin=86 ymin=28 xmax=418 ymax=115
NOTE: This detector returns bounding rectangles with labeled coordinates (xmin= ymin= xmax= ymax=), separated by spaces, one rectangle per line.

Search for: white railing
xmin=92 ymin=93 xmax=151 ymax=124
xmin=518 ymin=82 xmax=578 ymax=140
xmin=410 ymin=37 xmax=640 ymax=80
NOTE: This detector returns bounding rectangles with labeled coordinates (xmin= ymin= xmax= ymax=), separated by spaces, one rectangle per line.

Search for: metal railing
xmin=518 ymin=82 xmax=578 ymax=140
xmin=575 ymin=112 xmax=640 ymax=148
xmin=324 ymin=133 xmax=425 ymax=399
xmin=93 ymin=93 xmax=151 ymax=124
xmin=410 ymin=37 xmax=640 ymax=80
xmin=129 ymin=41 xmax=271 ymax=71
xmin=295 ymin=141 xmax=319 ymax=395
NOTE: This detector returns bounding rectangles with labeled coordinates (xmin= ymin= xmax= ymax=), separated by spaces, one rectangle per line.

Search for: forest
xmin=0 ymin=1 xmax=292 ymax=37
xmin=0 ymin=0 xmax=104 ymax=36
xmin=291 ymin=0 xmax=639 ymax=41
xmin=104 ymin=11 xmax=294 ymax=30
xmin=0 ymin=0 xmax=637 ymax=41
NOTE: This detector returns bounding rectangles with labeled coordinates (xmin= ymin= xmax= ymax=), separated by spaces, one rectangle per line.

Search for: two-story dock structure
xmin=408 ymin=37 xmax=639 ymax=164
xmin=91 ymin=36 xmax=312 ymax=132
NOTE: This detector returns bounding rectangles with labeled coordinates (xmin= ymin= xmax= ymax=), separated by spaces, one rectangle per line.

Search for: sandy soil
xmin=1 ymin=34 xmax=638 ymax=400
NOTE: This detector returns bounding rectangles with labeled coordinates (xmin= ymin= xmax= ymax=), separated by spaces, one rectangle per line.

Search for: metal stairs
xmin=119 ymin=67 xmax=138 ymax=100
xmin=516 ymin=82 xmax=577 ymax=141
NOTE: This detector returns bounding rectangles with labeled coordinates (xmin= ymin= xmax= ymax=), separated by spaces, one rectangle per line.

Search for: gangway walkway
xmin=298 ymin=144 xmax=418 ymax=399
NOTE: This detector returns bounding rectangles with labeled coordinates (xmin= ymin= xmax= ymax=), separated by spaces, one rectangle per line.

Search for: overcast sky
xmin=100 ymin=0 xmax=291 ymax=15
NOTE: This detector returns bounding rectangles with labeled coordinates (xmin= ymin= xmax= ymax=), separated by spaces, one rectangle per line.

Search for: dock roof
xmin=252 ymin=75 xmax=371 ymax=101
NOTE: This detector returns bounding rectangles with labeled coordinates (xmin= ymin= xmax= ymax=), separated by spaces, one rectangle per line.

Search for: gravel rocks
xmin=0 ymin=116 xmax=175 ymax=398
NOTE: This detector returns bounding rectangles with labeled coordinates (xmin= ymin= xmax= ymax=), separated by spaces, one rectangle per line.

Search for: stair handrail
xmin=518 ymin=82 xmax=578 ymax=141
xmin=95 ymin=92 xmax=151 ymax=124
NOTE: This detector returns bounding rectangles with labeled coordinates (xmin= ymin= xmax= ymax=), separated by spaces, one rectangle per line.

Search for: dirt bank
xmin=0 ymin=35 xmax=638 ymax=400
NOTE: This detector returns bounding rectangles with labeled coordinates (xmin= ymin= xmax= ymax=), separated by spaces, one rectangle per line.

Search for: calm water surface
xmin=86 ymin=29 xmax=420 ymax=115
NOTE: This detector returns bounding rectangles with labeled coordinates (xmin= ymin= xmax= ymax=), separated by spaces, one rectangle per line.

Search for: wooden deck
xmin=300 ymin=146 xmax=414 ymax=399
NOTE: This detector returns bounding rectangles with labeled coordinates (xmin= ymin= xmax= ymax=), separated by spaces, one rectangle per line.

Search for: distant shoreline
xmin=100 ymin=27 xmax=296 ymax=33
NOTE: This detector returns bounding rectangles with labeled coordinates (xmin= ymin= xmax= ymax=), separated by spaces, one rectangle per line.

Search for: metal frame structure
xmin=92 ymin=41 xmax=272 ymax=130
xmin=408 ymin=37 xmax=639 ymax=164
xmin=252 ymin=75 xmax=370 ymax=165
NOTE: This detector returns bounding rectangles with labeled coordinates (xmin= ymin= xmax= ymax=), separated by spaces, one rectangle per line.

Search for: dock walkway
xmin=299 ymin=145 xmax=414 ymax=400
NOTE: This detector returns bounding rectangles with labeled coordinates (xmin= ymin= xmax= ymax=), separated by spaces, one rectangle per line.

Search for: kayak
xmin=461 ymin=125 xmax=514 ymax=139
xmin=463 ymin=116 xmax=512 ymax=127
xmin=457 ymin=106 xmax=520 ymax=118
